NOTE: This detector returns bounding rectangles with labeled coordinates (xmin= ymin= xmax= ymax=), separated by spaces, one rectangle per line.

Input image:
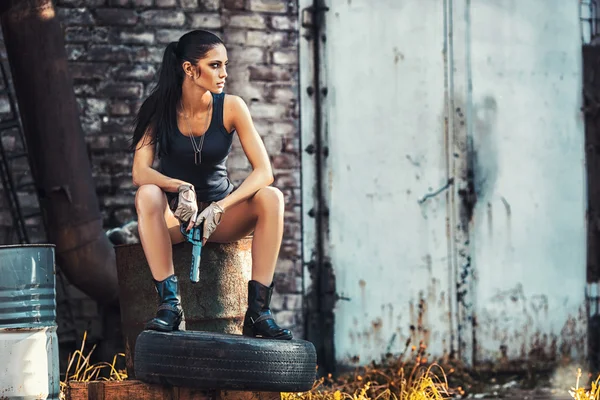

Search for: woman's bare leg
xmin=209 ymin=186 xmax=291 ymax=339
xmin=135 ymin=184 xmax=184 ymax=281
xmin=209 ymin=186 xmax=285 ymax=286
xmin=135 ymin=184 xmax=185 ymax=332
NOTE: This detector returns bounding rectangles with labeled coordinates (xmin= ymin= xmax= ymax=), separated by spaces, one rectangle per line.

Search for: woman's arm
xmin=216 ymin=95 xmax=274 ymax=211
xmin=132 ymin=131 xmax=190 ymax=192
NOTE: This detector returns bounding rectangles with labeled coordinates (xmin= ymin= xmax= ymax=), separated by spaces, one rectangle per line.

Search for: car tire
xmin=134 ymin=330 xmax=317 ymax=393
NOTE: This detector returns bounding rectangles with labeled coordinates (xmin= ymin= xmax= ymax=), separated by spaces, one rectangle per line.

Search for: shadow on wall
xmin=471 ymin=95 xmax=499 ymax=206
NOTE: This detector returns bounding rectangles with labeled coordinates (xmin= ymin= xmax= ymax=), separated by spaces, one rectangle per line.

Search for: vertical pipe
xmin=303 ymin=0 xmax=336 ymax=376
xmin=1 ymin=0 xmax=119 ymax=304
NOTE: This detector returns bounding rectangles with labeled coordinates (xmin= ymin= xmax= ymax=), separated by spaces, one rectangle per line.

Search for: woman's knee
xmin=135 ymin=184 xmax=165 ymax=215
xmin=253 ymin=186 xmax=284 ymax=212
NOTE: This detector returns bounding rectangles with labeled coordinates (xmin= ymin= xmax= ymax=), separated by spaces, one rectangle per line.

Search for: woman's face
xmin=189 ymin=44 xmax=228 ymax=93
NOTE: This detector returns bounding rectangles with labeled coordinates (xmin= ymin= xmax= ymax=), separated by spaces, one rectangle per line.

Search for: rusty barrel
xmin=0 ymin=244 xmax=60 ymax=400
xmin=115 ymin=238 xmax=253 ymax=378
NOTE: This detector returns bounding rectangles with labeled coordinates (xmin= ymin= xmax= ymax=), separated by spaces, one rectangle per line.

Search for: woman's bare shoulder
xmin=222 ymin=94 xmax=250 ymax=132
xmin=223 ymin=93 xmax=246 ymax=110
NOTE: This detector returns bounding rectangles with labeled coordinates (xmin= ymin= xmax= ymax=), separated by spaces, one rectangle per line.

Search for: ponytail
xmin=130 ymin=42 xmax=182 ymax=157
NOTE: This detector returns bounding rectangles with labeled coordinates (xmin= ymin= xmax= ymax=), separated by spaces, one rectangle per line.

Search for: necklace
xmin=181 ymin=97 xmax=212 ymax=165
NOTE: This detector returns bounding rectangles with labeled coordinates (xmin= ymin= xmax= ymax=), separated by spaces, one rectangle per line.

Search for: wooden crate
xmin=65 ymin=380 xmax=281 ymax=400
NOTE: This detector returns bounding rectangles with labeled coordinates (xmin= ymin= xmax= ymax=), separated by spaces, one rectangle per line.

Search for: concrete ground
xmin=464 ymin=388 xmax=573 ymax=399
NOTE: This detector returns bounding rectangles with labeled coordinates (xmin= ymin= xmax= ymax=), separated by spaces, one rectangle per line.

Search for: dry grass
xmin=569 ymin=368 xmax=600 ymax=400
xmin=57 ymin=332 xmax=600 ymax=400
xmin=281 ymin=340 xmax=454 ymax=400
xmin=57 ymin=334 xmax=452 ymax=400
xmin=59 ymin=331 xmax=127 ymax=399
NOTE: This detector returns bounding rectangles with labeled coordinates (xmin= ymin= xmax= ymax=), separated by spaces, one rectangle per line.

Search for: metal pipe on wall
xmin=0 ymin=0 xmax=119 ymax=304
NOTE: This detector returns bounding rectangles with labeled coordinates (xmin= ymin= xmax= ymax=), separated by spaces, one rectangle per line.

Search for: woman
xmin=129 ymin=30 xmax=292 ymax=340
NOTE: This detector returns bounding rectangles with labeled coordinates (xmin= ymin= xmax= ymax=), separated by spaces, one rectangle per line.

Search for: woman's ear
xmin=182 ymin=61 xmax=193 ymax=78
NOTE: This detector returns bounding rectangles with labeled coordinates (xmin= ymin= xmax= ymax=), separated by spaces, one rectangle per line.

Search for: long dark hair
xmin=129 ymin=30 xmax=224 ymax=156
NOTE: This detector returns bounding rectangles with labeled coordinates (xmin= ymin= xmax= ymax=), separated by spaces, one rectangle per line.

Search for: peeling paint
xmin=312 ymin=0 xmax=586 ymax=370
xmin=452 ymin=0 xmax=586 ymax=367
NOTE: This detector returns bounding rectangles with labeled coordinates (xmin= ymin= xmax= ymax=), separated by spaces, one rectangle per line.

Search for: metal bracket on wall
xmin=304 ymin=143 xmax=329 ymax=157
xmin=301 ymin=4 xmax=329 ymax=30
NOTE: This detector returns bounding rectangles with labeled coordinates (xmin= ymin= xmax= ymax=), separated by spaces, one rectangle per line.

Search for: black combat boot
xmin=144 ymin=274 xmax=183 ymax=332
xmin=242 ymin=280 xmax=293 ymax=340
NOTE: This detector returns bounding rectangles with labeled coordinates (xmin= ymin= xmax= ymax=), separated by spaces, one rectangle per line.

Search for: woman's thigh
xmin=207 ymin=197 xmax=257 ymax=244
xmin=163 ymin=197 xmax=186 ymax=245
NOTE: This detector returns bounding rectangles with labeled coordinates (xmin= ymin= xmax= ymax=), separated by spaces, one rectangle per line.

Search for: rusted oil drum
xmin=115 ymin=238 xmax=253 ymax=378
xmin=0 ymin=244 xmax=59 ymax=400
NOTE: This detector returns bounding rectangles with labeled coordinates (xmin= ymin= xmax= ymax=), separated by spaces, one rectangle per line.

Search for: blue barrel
xmin=0 ymin=244 xmax=59 ymax=400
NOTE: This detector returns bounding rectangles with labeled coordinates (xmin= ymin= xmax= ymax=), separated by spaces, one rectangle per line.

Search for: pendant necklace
xmin=182 ymin=97 xmax=212 ymax=165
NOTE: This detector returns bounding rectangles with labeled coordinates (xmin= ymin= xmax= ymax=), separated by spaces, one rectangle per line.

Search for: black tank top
xmin=159 ymin=92 xmax=235 ymax=202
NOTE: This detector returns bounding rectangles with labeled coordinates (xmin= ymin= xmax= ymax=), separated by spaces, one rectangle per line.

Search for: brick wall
xmin=0 ymin=0 xmax=304 ymax=359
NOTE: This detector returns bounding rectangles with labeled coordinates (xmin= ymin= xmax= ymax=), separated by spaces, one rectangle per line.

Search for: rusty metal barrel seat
xmin=114 ymin=238 xmax=252 ymax=377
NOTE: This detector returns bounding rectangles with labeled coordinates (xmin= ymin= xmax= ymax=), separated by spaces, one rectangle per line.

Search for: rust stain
xmin=372 ymin=318 xmax=382 ymax=331
xmin=475 ymin=283 xmax=586 ymax=367
xmin=423 ymin=254 xmax=432 ymax=274
xmin=409 ymin=293 xmax=431 ymax=348
xmin=393 ymin=47 xmax=404 ymax=65
xmin=500 ymin=196 xmax=512 ymax=248
xmin=359 ymin=279 xmax=366 ymax=313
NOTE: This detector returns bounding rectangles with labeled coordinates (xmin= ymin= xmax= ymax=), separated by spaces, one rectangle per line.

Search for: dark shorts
xmin=165 ymin=192 xmax=212 ymax=214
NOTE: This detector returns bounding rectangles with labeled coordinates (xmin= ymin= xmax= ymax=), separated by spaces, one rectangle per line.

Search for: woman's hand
xmin=194 ymin=202 xmax=225 ymax=245
xmin=173 ymin=184 xmax=198 ymax=229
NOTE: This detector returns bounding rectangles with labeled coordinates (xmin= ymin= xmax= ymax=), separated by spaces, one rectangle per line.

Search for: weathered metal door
xmin=299 ymin=0 xmax=587 ymax=369
xmin=455 ymin=1 xmax=587 ymax=365
xmin=300 ymin=0 xmax=457 ymax=367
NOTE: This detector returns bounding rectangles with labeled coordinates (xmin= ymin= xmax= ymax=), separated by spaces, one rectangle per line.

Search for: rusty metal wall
xmin=300 ymin=0 xmax=587 ymax=367
xmin=460 ymin=0 xmax=586 ymax=365
xmin=301 ymin=0 xmax=456 ymax=366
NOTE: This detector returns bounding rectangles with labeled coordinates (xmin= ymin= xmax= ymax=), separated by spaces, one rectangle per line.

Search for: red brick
xmin=88 ymin=45 xmax=134 ymax=62
xmin=97 ymin=82 xmax=144 ymax=99
xmin=272 ymin=153 xmax=299 ymax=169
xmin=69 ymin=62 xmax=110 ymax=80
xmin=115 ymin=30 xmax=155 ymax=45
xmin=270 ymin=15 xmax=296 ymax=30
xmin=248 ymin=0 xmax=288 ymax=13
xmin=189 ymin=13 xmax=222 ymax=29
xmin=109 ymin=101 xmax=131 ymax=115
xmin=95 ymin=8 xmax=139 ymax=25
xmin=223 ymin=0 xmax=244 ymax=9
xmin=57 ymin=8 xmax=95 ymax=25
xmin=249 ymin=65 xmax=292 ymax=81
xmin=199 ymin=0 xmax=220 ymax=10
xmin=140 ymin=10 xmax=185 ymax=26
xmin=156 ymin=0 xmax=176 ymax=7
xmin=275 ymin=170 xmax=300 ymax=188
xmin=226 ymin=13 xmax=267 ymax=29
xmin=272 ymin=49 xmax=297 ymax=64
xmin=65 ymin=27 xmax=109 ymax=43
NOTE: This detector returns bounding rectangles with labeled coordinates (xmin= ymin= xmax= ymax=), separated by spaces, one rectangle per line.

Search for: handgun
xmin=180 ymin=223 xmax=203 ymax=283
